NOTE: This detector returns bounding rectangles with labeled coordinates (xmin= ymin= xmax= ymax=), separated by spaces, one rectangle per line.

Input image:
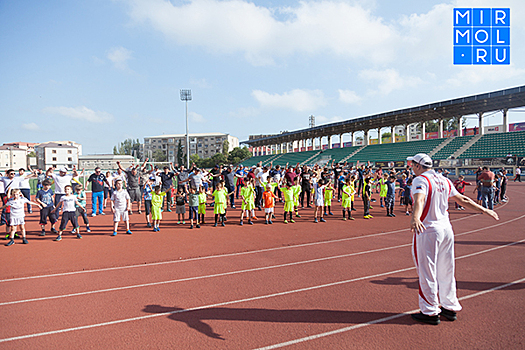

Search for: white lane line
xmin=2 ymin=214 xmax=523 ymax=307
xmin=254 ymin=276 xmax=525 ymax=350
xmin=0 ymin=204 xmax=505 ymax=284
xmin=0 ymin=237 xmax=523 ymax=344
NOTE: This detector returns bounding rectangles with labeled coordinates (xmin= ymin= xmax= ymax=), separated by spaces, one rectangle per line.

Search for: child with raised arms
xmin=379 ymin=173 xmax=388 ymax=208
xmin=1 ymin=188 xmax=41 ymax=246
xmin=51 ymin=185 xmax=84 ymax=241
xmin=323 ymin=179 xmax=334 ymax=216
xmin=73 ymin=184 xmax=91 ymax=234
xmin=111 ymin=179 xmax=132 ymax=236
xmin=35 ymin=179 xmax=58 ymax=236
xmin=240 ymin=177 xmax=256 ymax=226
xmin=262 ymin=183 xmax=277 ymax=224
xmin=143 ymin=177 xmax=154 ymax=228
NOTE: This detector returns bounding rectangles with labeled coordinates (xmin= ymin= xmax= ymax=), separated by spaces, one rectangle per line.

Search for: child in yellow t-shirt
xmin=279 ymin=180 xmax=295 ymax=224
xmin=240 ymin=178 xmax=256 ymax=225
xmin=323 ymin=180 xmax=334 ymax=216
xmin=341 ymin=177 xmax=355 ymax=221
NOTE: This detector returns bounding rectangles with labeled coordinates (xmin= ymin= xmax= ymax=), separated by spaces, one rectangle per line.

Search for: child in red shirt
xmin=454 ymin=175 xmax=471 ymax=210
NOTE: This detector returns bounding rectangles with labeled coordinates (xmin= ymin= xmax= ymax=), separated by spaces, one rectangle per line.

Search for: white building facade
xmin=36 ymin=142 xmax=80 ymax=170
xmin=79 ymin=154 xmax=135 ymax=171
xmin=143 ymin=133 xmax=239 ymax=163
xmin=0 ymin=146 xmax=28 ymax=171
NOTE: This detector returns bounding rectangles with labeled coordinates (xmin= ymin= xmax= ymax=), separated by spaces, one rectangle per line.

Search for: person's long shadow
xmin=370 ymin=277 xmax=525 ymax=292
xmin=142 ymin=304 xmax=413 ymax=340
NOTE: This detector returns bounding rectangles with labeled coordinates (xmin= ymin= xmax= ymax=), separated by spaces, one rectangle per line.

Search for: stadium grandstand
xmin=240 ymin=85 xmax=525 ymax=175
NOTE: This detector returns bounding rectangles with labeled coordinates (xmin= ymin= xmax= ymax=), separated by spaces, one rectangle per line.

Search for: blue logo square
xmin=473 ymin=46 xmax=491 ymax=64
xmin=492 ymin=8 xmax=510 ymax=26
xmin=492 ymin=46 xmax=510 ymax=64
xmin=454 ymin=28 xmax=471 ymax=45
xmin=473 ymin=8 xmax=491 ymax=26
xmin=492 ymin=27 xmax=510 ymax=45
xmin=473 ymin=27 xmax=491 ymax=45
xmin=454 ymin=46 xmax=472 ymax=65
xmin=454 ymin=8 xmax=472 ymax=26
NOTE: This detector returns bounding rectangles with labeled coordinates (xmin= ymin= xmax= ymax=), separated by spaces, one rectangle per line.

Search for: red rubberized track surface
xmin=1 ymin=184 xmax=524 ymax=349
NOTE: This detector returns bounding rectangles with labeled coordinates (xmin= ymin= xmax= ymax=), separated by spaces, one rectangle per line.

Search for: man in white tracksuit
xmin=408 ymin=153 xmax=499 ymax=325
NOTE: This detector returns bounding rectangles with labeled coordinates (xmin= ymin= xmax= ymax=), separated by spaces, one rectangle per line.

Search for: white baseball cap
xmin=407 ymin=153 xmax=432 ymax=167
xmin=59 ymin=167 xmax=68 ymax=173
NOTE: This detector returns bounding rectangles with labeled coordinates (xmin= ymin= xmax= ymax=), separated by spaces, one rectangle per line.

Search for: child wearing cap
xmin=35 ymin=179 xmax=58 ymax=236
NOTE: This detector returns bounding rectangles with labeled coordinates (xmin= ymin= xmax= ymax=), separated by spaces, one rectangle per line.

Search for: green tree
xmin=222 ymin=140 xmax=229 ymax=155
xmin=113 ymin=138 xmax=141 ymax=158
xmin=152 ymin=149 xmax=167 ymax=162
xmin=228 ymin=146 xmax=251 ymax=164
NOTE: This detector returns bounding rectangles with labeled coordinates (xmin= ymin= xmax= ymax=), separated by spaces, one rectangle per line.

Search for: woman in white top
xmin=1 ymin=188 xmax=41 ymax=246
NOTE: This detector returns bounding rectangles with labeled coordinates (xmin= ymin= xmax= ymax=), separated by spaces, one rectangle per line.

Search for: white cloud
xmin=22 ymin=122 xmax=39 ymax=131
xmin=446 ymin=65 xmax=525 ymax=87
xmin=359 ymin=68 xmax=423 ymax=95
xmin=252 ymin=89 xmax=326 ymax=112
xmin=189 ymin=111 xmax=206 ymax=123
xmin=43 ymin=106 xmax=114 ymax=123
xmin=316 ymin=115 xmax=344 ymax=124
xmin=124 ymin=0 xmax=398 ymax=65
xmin=189 ymin=78 xmax=212 ymax=89
xmin=107 ymin=46 xmax=133 ymax=70
xmin=338 ymin=89 xmax=362 ymax=104
xmin=229 ymin=106 xmax=260 ymax=119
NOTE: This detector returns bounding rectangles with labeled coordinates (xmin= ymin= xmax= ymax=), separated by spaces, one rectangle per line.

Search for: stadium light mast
xmin=180 ymin=89 xmax=192 ymax=168
xmin=309 ymin=115 xmax=315 ymax=128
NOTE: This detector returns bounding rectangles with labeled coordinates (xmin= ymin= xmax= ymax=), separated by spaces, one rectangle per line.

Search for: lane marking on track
xmin=1 ymin=214 xmax=523 ymax=307
xmin=0 ymin=199 xmax=509 ymax=284
xmin=253 ymin=276 xmax=525 ymax=350
xmin=0 ymin=236 xmax=523 ymax=344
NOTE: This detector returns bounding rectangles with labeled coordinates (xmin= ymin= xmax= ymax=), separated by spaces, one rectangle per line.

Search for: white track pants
xmin=412 ymin=224 xmax=462 ymax=316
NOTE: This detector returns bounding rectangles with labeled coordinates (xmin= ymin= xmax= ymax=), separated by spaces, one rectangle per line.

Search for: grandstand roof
xmin=243 ymin=85 xmax=525 ymax=147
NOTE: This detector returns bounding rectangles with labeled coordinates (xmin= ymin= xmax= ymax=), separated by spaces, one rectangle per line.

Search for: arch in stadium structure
xmin=242 ymin=85 xmax=525 ymax=156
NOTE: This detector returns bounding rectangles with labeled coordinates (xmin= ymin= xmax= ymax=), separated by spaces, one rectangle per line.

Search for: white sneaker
xmin=91 ymin=213 xmax=96 ymax=217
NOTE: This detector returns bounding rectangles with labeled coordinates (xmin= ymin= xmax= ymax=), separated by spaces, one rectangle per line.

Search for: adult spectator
xmin=284 ymin=165 xmax=297 ymax=184
xmin=300 ymin=165 xmax=313 ymax=208
xmin=188 ymin=168 xmax=206 ymax=191
xmin=158 ymin=163 xmax=176 ymax=212
xmin=36 ymin=168 xmax=46 ymax=191
xmin=255 ymin=166 xmax=270 ymax=210
xmin=118 ymin=159 xmax=148 ymax=214
xmin=17 ymin=168 xmax=36 ymax=213
xmin=357 ymin=164 xmax=365 ymax=197
xmin=477 ymin=166 xmax=496 ymax=210
xmin=222 ymin=166 xmax=236 ymax=208
xmin=514 ymin=167 xmax=521 ymax=182
xmin=46 ymin=166 xmax=79 ymax=207
xmin=113 ymin=167 xmax=127 ymax=189
xmin=408 ymin=153 xmax=499 ymax=325
xmin=176 ymin=165 xmax=190 ymax=193
xmin=271 ymin=165 xmax=283 ymax=201
xmin=234 ymin=165 xmax=247 ymax=199
xmin=87 ymin=167 xmax=111 ymax=216
xmin=500 ymin=169 xmax=508 ymax=202
xmin=210 ymin=165 xmax=222 ymax=192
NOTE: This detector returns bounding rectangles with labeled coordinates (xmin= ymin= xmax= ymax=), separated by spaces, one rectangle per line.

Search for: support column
xmin=339 ymin=134 xmax=343 ymax=148
xmin=439 ymin=119 xmax=444 ymax=138
xmin=503 ymin=109 xmax=509 ymax=132
xmin=391 ymin=126 xmax=396 ymax=143
xmin=478 ymin=112 xmax=485 ymax=135
xmin=364 ymin=130 xmax=369 ymax=146
xmin=378 ymin=128 xmax=382 ymax=144
xmin=421 ymin=123 xmax=426 ymax=140
xmin=406 ymin=124 xmax=410 ymax=142
xmin=457 ymin=116 xmax=463 ymax=136
xmin=328 ymin=135 xmax=332 ymax=149
xmin=349 ymin=132 xmax=353 ymax=146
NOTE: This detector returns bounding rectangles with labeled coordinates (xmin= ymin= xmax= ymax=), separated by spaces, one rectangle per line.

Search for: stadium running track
xmin=1 ymin=183 xmax=524 ymax=349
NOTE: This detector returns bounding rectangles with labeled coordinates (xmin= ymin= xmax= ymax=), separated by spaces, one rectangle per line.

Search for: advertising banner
xmin=510 ymin=122 xmax=525 ymax=132
xmin=332 ymin=143 xmax=340 ymax=148
xmin=343 ymin=142 xmax=353 ymax=147
xmin=425 ymin=131 xmax=439 ymax=139
xmin=484 ymin=125 xmax=503 ymax=134
xmin=369 ymin=138 xmax=379 ymax=145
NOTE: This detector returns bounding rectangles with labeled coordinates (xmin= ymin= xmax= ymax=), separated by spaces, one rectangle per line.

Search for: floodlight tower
xmin=309 ymin=115 xmax=315 ymax=128
xmin=180 ymin=89 xmax=192 ymax=168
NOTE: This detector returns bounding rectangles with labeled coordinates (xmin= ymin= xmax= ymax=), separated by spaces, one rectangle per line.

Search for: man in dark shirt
xmin=222 ymin=166 xmax=236 ymax=208
xmin=478 ymin=167 xmax=495 ymax=210
xmin=87 ymin=167 xmax=111 ymax=216
xmin=177 ymin=165 xmax=190 ymax=193
xmin=300 ymin=166 xmax=312 ymax=208
xmin=118 ymin=159 xmax=148 ymax=214
xmin=159 ymin=165 xmax=176 ymax=212
xmin=210 ymin=165 xmax=222 ymax=192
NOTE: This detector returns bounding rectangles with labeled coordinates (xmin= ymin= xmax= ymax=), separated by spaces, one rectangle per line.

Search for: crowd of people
xmin=0 ymin=159 xmax=517 ymax=246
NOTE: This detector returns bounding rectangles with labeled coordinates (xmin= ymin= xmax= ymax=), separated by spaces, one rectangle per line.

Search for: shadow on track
xmin=370 ymin=277 xmax=525 ymax=292
xmin=142 ymin=304 xmax=413 ymax=340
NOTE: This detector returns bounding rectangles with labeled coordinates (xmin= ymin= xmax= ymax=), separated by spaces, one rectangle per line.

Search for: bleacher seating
xmin=458 ymin=130 xmax=525 ymax=159
xmin=432 ymin=135 xmax=474 ymax=160
xmin=347 ymin=138 xmax=444 ymax=163
xmin=239 ymin=131 xmax=525 ymax=167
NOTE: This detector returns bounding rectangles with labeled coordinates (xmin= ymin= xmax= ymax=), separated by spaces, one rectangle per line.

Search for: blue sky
xmin=1 ymin=0 xmax=525 ymax=154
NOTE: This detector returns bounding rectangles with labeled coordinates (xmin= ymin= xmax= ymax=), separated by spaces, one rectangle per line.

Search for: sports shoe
xmin=364 ymin=216 xmax=369 ymax=219
xmin=86 ymin=227 xmax=91 ymax=232
xmin=55 ymin=235 xmax=62 ymax=241
xmin=351 ymin=208 xmax=357 ymax=211
xmin=269 ymin=220 xmax=273 ymax=224
xmin=265 ymin=220 xmax=268 ymax=224
xmin=406 ymin=212 xmax=410 ymax=216
xmin=221 ymin=222 xmax=225 ymax=227
xmin=290 ymin=219 xmax=295 ymax=223
xmin=22 ymin=238 xmax=29 ymax=244
xmin=295 ymin=214 xmax=301 ymax=218
xmin=182 ymin=221 xmax=186 ymax=224
xmin=100 ymin=212 xmax=106 ymax=215
xmin=147 ymin=223 xmax=152 ymax=228
xmin=380 ymin=204 xmax=384 ymax=208
xmin=320 ymin=218 xmax=326 ymax=222
xmin=214 ymin=223 xmax=218 ymax=227
xmin=71 ymin=229 xmax=76 ymax=234
xmin=411 ymin=312 xmax=440 ymax=325
xmin=167 ymin=209 xmax=172 ymax=212
xmin=40 ymin=230 xmax=46 ymax=236
xmin=314 ymin=218 xmax=318 ymax=223
xmin=387 ymin=213 xmax=393 ymax=217
xmin=156 ymin=227 xmax=160 ymax=232
xmin=190 ymin=224 xmax=194 ymax=229
xmin=249 ymin=220 xmax=254 ymax=225
xmin=76 ymin=233 xmax=82 ymax=239
xmin=369 ymin=206 xmax=373 ymax=209
xmin=6 ymin=239 xmax=14 ymax=246
xmin=349 ymin=216 xmax=355 ymax=220
xmin=439 ymin=307 xmax=457 ymax=321
xmin=51 ymin=228 xmax=58 ymax=233
xmin=91 ymin=213 xmax=97 ymax=217
xmin=391 ymin=213 xmax=396 ymax=217
xmin=126 ymin=230 xmax=132 ymax=235
xmin=111 ymin=231 xmax=117 ymax=236
xmin=284 ymin=220 xmax=288 ymax=224
xmin=252 ymin=216 xmax=258 ymax=220
xmin=196 ymin=224 xmax=200 ymax=228
xmin=368 ymin=215 xmax=373 ymax=218
xmin=177 ymin=221 xmax=181 ymax=225
xmin=343 ymin=217 xmax=347 ymax=221
xmin=240 ymin=220 xmax=244 ymax=226
xmin=329 ymin=212 xmax=334 ymax=215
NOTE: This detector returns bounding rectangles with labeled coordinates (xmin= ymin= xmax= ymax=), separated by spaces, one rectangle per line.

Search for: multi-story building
xmin=79 ymin=154 xmax=135 ymax=171
xmin=143 ymin=133 xmax=239 ymax=163
xmin=35 ymin=142 xmax=80 ymax=170
xmin=0 ymin=146 xmax=28 ymax=171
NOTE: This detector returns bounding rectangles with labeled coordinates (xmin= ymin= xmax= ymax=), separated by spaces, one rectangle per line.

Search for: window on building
xmin=68 ymin=157 xmax=72 ymax=161
xmin=52 ymin=157 xmax=57 ymax=161
xmin=68 ymin=150 xmax=72 ymax=154
xmin=52 ymin=150 xmax=57 ymax=154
